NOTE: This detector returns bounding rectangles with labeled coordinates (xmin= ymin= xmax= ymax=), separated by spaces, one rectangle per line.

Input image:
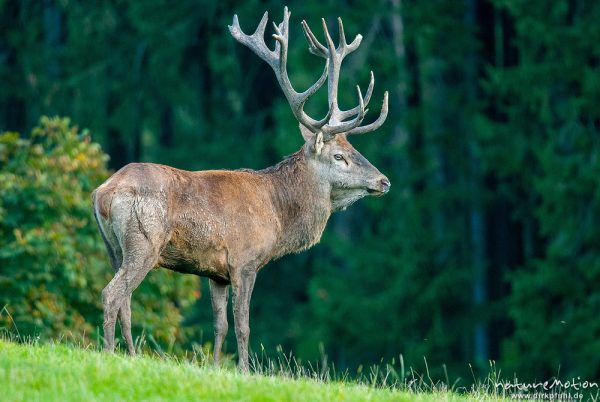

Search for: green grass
xmin=0 ymin=340 xmax=503 ymax=401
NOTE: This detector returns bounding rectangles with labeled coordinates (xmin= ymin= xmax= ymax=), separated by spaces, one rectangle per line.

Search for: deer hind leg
xmin=105 ymin=250 xmax=135 ymax=355
xmin=102 ymin=241 xmax=158 ymax=353
xmin=95 ymin=213 xmax=124 ymax=353
xmin=104 ymin=238 xmax=136 ymax=355
xmin=98 ymin=229 xmax=135 ymax=355
xmin=118 ymin=297 xmax=135 ymax=355
xmin=209 ymin=279 xmax=230 ymax=363
xmin=101 ymin=193 xmax=170 ymax=353
xmin=102 ymin=229 xmax=162 ymax=353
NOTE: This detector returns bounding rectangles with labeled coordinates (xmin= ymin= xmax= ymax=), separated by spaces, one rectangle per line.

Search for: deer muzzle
xmin=367 ymin=176 xmax=391 ymax=195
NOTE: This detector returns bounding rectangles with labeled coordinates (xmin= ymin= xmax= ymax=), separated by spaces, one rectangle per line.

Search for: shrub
xmin=0 ymin=117 xmax=198 ymax=350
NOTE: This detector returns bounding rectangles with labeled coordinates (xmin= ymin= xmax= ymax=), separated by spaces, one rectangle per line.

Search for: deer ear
xmin=299 ymin=123 xmax=314 ymax=142
xmin=299 ymin=124 xmax=324 ymax=155
xmin=314 ymin=131 xmax=324 ymax=155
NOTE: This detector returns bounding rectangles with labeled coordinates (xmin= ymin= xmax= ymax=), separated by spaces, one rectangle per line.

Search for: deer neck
xmin=261 ymin=148 xmax=332 ymax=255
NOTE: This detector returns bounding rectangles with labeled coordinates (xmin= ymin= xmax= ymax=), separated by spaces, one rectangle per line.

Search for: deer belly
xmin=159 ymin=241 xmax=229 ymax=282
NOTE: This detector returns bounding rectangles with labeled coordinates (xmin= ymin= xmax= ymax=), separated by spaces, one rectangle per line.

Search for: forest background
xmin=1 ymin=0 xmax=599 ymax=384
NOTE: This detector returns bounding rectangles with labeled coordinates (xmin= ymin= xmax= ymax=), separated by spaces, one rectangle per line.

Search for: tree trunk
xmin=43 ymin=0 xmax=61 ymax=78
xmin=106 ymin=89 xmax=128 ymax=169
xmin=416 ymin=30 xmax=447 ymax=258
xmin=132 ymin=43 xmax=147 ymax=161
xmin=464 ymin=0 xmax=488 ymax=365
xmin=389 ymin=0 xmax=409 ymax=148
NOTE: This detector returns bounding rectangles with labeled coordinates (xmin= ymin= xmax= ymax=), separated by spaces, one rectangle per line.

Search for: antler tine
xmin=322 ymin=85 xmax=368 ymax=139
xmin=337 ymin=18 xmax=362 ymax=55
xmin=343 ymin=21 xmax=363 ymax=54
xmin=321 ymin=18 xmax=337 ymax=56
xmin=338 ymin=71 xmax=374 ymax=120
xmin=254 ymin=12 xmax=269 ymax=38
xmin=346 ymin=91 xmax=389 ymax=136
xmin=316 ymin=17 xmax=343 ymax=123
xmin=228 ymin=12 xmax=276 ymax=68
xmin=335 ymin=18 xmax=363 ymax=58
xmin=271 ymin=8 xmax=290 ymax=72
xmin=301 ymin=20 xmax=327 ymax=58
xmin=294 ymin=64 xmax=331 ymax=130
xmin=338 ymin=18 xmax=347 ymax=48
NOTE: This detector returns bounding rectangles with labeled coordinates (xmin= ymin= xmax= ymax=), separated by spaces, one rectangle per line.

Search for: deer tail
xmin=92 ymin=189 xmax=119 ymax=272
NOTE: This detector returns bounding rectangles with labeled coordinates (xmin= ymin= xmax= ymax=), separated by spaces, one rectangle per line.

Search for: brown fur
xmin=93 ymin=136 xmax=389 ymax=370
xmin=95 ymin=148 xmax=330 ymax=279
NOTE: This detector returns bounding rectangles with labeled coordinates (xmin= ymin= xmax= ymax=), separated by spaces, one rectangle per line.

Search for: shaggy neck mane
xmin=257 ymin=148 xmax=332 ymax=256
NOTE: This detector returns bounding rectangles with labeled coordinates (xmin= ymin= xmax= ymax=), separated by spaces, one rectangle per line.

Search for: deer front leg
xmin=209 ymin=279 xmax=229 ymax=363
xmin=231 ymin=268 xmax=257 ymax=372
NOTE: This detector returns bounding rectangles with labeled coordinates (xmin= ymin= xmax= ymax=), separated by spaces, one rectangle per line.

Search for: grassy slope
xmin=0 ymin=340 xmax=472 ymax=402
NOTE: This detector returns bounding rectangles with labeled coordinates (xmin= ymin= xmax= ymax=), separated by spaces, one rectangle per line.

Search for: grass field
xmin=0 ymin=339 xmax=507 ymax=401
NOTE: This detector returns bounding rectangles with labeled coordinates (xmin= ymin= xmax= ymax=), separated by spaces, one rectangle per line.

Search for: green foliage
xmin=0 ymin=117 xmax=198 ymax=348
xmin=0 ymin=117 xmax=109 ymax=337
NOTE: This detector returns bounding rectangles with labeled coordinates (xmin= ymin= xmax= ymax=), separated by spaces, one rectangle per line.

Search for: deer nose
xmin=380 ymin=177 xmax=391 ymax=193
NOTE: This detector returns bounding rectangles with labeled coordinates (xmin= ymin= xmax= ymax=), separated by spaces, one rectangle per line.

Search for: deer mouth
xmin=367 ymin=188 xmax=386 ymax=196
xmin=367 ymin=178 xmax=391 ymax=195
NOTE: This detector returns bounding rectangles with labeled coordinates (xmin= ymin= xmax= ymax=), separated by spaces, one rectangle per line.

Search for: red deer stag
xmin=93 ymin=7 xmax=390 ymax=372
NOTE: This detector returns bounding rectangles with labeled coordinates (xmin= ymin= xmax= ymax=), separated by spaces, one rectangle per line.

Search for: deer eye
xmin=334 ymin=154 xmax=344 ymax=161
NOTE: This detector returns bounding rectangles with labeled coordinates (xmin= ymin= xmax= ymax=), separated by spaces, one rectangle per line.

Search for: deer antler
xmin=229 ymin=7 xmax=330 ymax=132
xmin=229 ymin=8 xmax=388 ymax=140
xmin=301 ymin=17 xmax=388 ymax=139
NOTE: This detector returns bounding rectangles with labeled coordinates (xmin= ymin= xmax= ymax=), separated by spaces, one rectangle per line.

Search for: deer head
xmin=229 ymin=7 xmax=390 ymax=211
